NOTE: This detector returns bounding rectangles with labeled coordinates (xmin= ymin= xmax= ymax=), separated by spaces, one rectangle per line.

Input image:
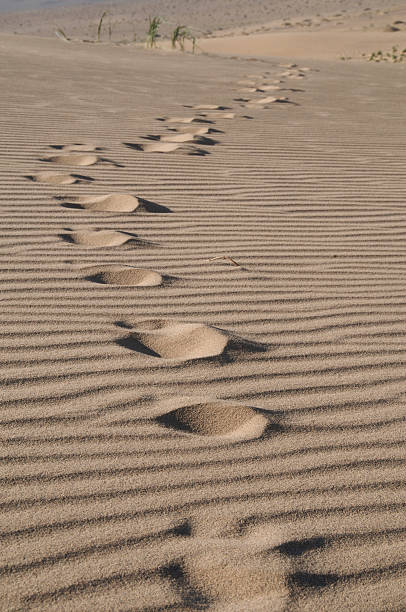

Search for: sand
xmin=0 ymin=0 xmax=406 ymax=610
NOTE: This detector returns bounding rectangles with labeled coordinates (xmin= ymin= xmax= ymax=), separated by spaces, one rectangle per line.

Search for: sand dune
xmin=1 ymin=2 xmax=406 ymax=609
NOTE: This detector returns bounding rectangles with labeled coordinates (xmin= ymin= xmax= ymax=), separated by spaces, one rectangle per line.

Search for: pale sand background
xmin=1 ymin=1 xmax=406 ymax=610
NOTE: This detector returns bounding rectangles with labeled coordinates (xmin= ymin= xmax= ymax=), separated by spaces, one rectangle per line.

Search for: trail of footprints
xmin=25 ymin=64 xmax=316 ymax=608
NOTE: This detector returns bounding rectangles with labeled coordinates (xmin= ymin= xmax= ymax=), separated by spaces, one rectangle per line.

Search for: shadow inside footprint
xmin=194 ymin=136 xmax=219 ymax=146
xmin=123 ymin=142 xmax=143 ymax=151
xmin=116 ymin=335 xmax=161 ymax=357
xmin=277 ymin=537 xmax=325 ymax=557
xmin=186 ymin=147 xmax=211 ymax=156
xmin=50 ymin=144 xmax=104 ymax=151
xmin=138 ymin=198 xmax=172 ymax=213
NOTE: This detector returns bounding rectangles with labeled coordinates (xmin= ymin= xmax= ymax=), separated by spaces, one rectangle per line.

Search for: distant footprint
xmin=198 ymin=112 xmax=235 ymax=119
xmin=27 ymin=171 xmax=93 ymax=185
xmin=50 ymin=143 xmax=103 ymax=152
xmin=42 ymin=154 xmax=122 ymax=167
xmin=60 ymin=230 xmax=143 ymax=248
xmin=84 ymin=265 xmax=164 ymax=286
xmin=174 ymin=126 xmax=212 ymax=136
xmin=42 ymin=153 xmax=100 ymax=166
xmin=116 ymin=319 xmax=267 ymax=361
xmin=156 ymin=400 xmax=270 ymax=440
xmin=258 ymin=85 xmax=282 ymax=92
xmin=157 ymin=116 xmax=214 ymax=125
xmin=247 ymin=96 xmax=288 ymax=106
xmin=125 ymin=142 xmax=210 ymax=156
xmin=188 ymin=104 xmax=229 ymax=111
xmin=159 ymin=133 xmax=197 ymax=143
xmin=59 ymin=193 xmax=170 ymax=213
xmin=138 ymin=142 xmax=182 ymax=153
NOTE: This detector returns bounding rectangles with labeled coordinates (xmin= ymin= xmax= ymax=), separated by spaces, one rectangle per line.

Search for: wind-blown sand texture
xmin=0 ymin=3 xmax=406 ymax=609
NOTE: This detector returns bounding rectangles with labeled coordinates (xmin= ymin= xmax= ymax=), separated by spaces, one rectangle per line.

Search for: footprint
xmin=174 ymin=126 xmax=212 ymax=136
xmin=42 ymin=154 xmax=122 ymax=167
xmin=60 ymin=194 xmax=171 ymax=213
xmin=84 ymin=265 xmax=163 ymax=286
xmin=156 ymin=400 xmax=269 ymax=440
xmin=116 ymin=319 xmax=268 ymax=361
xmin=60 ymin=230 xmax=141 ymax=247
xmin=125 ymin=142 xmax=210 ymax=156
xmin=248 ymin=96 xmax=288 ymax=106
xmin=158 ymin=116 xmax=214 ymax=125
xmin=27 ymin=171 xmax=92 ymax=185
xmin=50 ymin=144 xmax=102 ymax=152
xmin=159 ymin=133 xmax=197 ymax=143
xmin=42 ymin=153 xmax=100 ymax=166
xmin=198 ymin=112 xmax=235 ymax=119
xmin=279 ymin=71 xmax=305 ymax=79
xmin=189 ymin=104 xmax=227 ymax=111
xmin=258 ymin=85 xmax=282 ymax=91
xmin=165 ymin=526 xmax=290 ymax=610
xmin=137 ymin=142 xmax=182 ymax=153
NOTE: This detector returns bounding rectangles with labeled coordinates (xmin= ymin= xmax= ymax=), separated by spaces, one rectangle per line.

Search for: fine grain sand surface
xmin=1 ymin=0 xmax=406 ymax=610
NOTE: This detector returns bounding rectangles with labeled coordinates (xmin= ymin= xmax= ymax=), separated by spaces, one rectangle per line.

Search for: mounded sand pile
xmin=66 ymin=194 xmax=141 ymax=212
xmin=85 ymin=266 xmax=163 ymax=286
xmin=43 ymin=153 xmax=99 ymax=166
xmin=157 ymin=401 xmax=261 ymax=435
xmin=140 ymin=142 xmax=182 ymax=153
xmin=62 ymin=230 xmax=133 ymax=247
xmin=160 ymin=133 xmax=197 ymax=143
xmin=120 ymin=319 xmax=267 ymax=360
xmin=53 ymin=144 xmax=99 ymax=152
xmin=29 ymin=171 xmax=81 ymax=185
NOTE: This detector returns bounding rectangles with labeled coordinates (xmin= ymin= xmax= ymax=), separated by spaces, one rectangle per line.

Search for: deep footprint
xmin=61 ymin=230 xmax=138 ymax=247
xmin=27 ymin=172 xmax=92 ymax=185
xmin=84 ymin=265 xmax=163 ymax=286
xmin=61 ymin=193 xmax=140 ymax=212
xmin=117 ymin=319 xmax=268 ymax=361
xmin=42 ymin=153 xmax=100 ymax=166
xmin=156 ymin=400 xmax=269 ymax=439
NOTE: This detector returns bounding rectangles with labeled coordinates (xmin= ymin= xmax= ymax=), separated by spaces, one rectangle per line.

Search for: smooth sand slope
xmin=0 ymin=20 xmax=406 ymax=612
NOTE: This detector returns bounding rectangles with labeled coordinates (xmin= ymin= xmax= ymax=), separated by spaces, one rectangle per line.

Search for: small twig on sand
xmin=208 ymin=255 xmax=241 ymax=267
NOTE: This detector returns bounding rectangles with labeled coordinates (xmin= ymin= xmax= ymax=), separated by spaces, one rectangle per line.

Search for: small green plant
xmin=147 ymin=16 xmax=161 ymax=48
xmin=97 ymin=11 xmax=107 ymax=42
xmin=171 ymin=25 xmax=197 ymax=53
xmin=363 ymin=46 xmax=406 ymax=62
xmin=171 ymin=25 xmax=187 ymax=49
